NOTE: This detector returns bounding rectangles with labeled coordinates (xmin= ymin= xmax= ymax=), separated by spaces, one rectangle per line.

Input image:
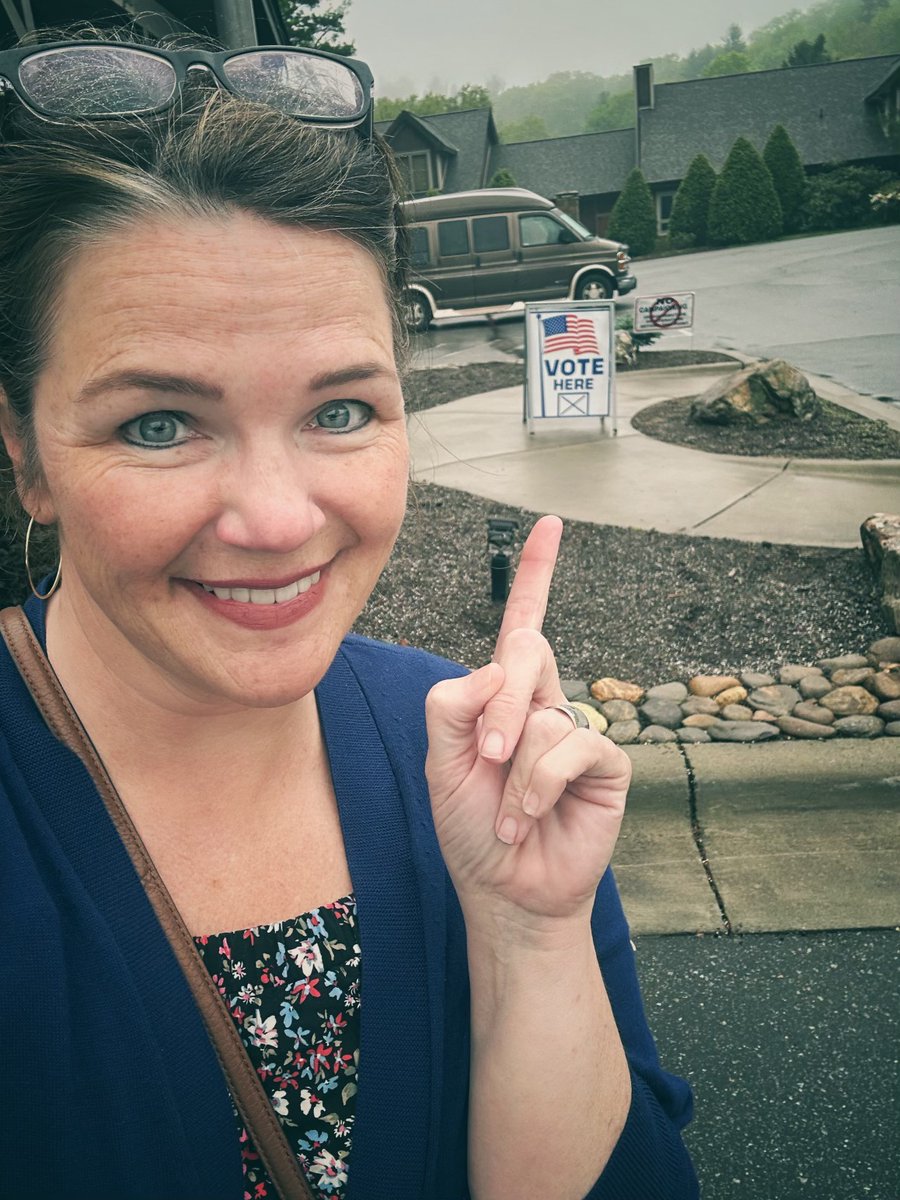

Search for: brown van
xmin=401 ymin=187 xmax=636 ymax=331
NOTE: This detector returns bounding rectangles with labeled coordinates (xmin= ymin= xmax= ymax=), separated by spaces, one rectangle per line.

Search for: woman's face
xmin=21 ymin=212 xmax=409 ymax=709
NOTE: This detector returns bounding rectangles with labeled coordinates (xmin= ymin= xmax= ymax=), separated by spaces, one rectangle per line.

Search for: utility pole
xmin=213 ymin=0 xmax=258 ymax=48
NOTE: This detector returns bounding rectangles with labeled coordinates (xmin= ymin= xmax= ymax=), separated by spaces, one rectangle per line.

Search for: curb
xmin=614 ymin=741 xmax=900 ymax=936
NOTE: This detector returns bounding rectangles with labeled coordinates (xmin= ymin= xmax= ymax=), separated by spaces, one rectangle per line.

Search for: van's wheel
xmin=403 ymin=292 xmax=432 ymax=332
xmin=575 ymin=273 xmax=613 ymax=301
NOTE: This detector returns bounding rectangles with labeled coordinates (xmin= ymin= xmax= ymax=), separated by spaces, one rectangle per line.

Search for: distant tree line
xmin=371 ymin=0 xmax=900 ymax=140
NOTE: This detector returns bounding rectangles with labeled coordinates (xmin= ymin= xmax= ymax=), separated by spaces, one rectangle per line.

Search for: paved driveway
xmin=410 ymin=226 xmax=900 ymax=404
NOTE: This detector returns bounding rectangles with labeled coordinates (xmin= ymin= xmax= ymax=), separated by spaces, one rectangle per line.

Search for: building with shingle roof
xmin=494 ymin=127 xmax=635 ymax=233
xmin=377 ymin=108 xmax=499 ymax=194
xmin=639 ymin=55 xmax=900 ymax=185
xmin=379 ymin=53 xmax=900 ymax=239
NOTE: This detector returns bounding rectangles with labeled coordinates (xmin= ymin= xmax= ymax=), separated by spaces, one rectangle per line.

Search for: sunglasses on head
xmin=0 ymin=40 xmax=375 ymax=136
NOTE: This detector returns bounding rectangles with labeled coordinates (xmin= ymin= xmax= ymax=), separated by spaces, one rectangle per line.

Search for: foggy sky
xmin=345 ymin=0 xmax=816 ymax=96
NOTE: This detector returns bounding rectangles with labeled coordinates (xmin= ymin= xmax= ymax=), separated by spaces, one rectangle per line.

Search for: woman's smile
xmin=185 ymin=565 xmax=327 ymax=630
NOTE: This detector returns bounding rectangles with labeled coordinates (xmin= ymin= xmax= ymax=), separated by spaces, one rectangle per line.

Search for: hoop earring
xmin=24 ymin=515 xmax=61 ymax=601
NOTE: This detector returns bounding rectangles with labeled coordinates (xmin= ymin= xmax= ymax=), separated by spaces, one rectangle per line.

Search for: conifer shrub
xmin=608 ymin=168 xmax=657 ymax=256
xmin=488 ymin=168 xmax=517 ymax=188
xmin=668 ymin=154 xmax=716 ymax=247
xmin=763 ymin=124 xmax=807 ymax=233
xmin=708 ymin=137 xmax=783 ymax=246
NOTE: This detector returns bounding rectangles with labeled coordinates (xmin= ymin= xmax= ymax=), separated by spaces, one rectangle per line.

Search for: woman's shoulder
xmin=335 ymin=634 xmax=469 ymax=697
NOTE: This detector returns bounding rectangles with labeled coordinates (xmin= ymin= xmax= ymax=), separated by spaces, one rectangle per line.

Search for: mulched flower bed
xmin=631 ymin=395 xmax=900 ymax=460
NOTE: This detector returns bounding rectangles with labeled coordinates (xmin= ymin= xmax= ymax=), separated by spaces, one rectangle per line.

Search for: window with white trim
xmin=396 ymin=151 xmax=433 ymax=195
xmin=656 ymin=190 xmax=676 ymax=235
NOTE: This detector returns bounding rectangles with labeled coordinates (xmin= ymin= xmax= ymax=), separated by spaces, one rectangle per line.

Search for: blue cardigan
xmin=1 ymin=597 xmax=697 ymax=1199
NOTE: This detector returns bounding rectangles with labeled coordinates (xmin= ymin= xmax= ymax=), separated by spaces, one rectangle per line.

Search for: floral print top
xmin=194 ymin=894 xmax=361 ymax=1200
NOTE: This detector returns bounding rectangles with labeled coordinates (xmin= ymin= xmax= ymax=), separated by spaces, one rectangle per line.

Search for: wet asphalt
xmin=634 ymin=929 xmax=900 ymax=1200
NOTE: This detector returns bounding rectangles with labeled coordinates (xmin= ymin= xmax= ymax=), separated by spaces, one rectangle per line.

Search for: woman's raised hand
xmin=425 ymin=515 xmax=632 ymax=930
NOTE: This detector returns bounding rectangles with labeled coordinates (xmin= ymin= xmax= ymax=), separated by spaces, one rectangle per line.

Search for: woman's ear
xmin=0 ymin=389 xmax=53 ymax=523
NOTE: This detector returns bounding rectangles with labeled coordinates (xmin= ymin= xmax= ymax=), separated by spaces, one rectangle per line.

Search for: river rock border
xmin=560 ymin=637 xmax=900 ymax=744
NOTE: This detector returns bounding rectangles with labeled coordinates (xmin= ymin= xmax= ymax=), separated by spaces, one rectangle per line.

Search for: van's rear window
xmin=438 ymin=220 xmax=470 ymax=257
xmin=409 ymin=226 xmax=431 ymax=268
xmin=473 ymin=216 xmax=510 ymax=253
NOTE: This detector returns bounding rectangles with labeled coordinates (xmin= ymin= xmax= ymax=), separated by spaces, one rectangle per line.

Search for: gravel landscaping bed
xmin=402 ymin=362 xmax=523 ymax=414
xmin=355 ymin=482 xmax=887 ymax=684
xmin=632 ymin=395 xmax=900 ymax=459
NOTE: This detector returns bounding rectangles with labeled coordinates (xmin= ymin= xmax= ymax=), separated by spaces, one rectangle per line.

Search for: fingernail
xmin=480 ymin=730 xmax=505 ymax=760
xmin=497 ymin=816 xmax=519 ymax=845
xmin=522 ymin=792 xmax=539 ymax=818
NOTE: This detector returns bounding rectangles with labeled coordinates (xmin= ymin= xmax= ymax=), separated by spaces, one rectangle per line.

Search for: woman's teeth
xmin=200 ymin=572 xmax=320 ymax=604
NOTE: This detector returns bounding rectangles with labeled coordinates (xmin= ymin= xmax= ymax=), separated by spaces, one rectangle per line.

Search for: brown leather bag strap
xmin=0 ymin=605 xmax=314 ymax=1200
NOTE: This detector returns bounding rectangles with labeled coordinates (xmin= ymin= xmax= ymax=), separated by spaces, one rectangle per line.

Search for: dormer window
xmin=396 ymin=151 xmax=435 ymax=195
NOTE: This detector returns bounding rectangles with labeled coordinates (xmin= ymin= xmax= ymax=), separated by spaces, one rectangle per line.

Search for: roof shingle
xmin=493 ymin=128 xmax=635 ymax=198
xmin=639 ymin=55 xmax=900 ymax=183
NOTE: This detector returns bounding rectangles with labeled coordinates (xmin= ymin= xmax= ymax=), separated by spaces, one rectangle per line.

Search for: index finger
xmin=495 ymin=514 xmax=563 ymax=653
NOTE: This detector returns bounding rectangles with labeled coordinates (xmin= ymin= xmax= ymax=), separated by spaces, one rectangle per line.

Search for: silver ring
xmin=550 ymin=702 xmax=591 ymax=731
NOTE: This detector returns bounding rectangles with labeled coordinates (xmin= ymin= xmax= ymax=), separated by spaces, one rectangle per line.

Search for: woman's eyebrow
xmin=74 ymin=363 xmax=394 ymax=403
xmin=75 ymin=370 xmax=224 ymax=404
xmin=308 ymin=363 xmax=395 ymax=391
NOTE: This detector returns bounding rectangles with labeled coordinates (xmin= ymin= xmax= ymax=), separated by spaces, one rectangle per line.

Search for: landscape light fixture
xmin=487 ymin=518 xmax=519 ymax=603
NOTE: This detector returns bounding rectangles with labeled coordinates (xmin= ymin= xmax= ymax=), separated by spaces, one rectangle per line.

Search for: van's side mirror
xmin=558 ymin=229 xmax=578 ymax=244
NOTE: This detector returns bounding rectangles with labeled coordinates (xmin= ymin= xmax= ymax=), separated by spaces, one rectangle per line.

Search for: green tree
xmin=763 ymin=124 xmax=807 ymax=232
xmin=278 ymin=0 xmax=354 ymax=54
xmin=499 ymin=115 xmax=550 ymax=142
xmin=708 ymin=137 xmax=783 ymax=245
xmin=374 ymin=84 xmax=491 ymax=123
xmin=456 ymin=84 xmax=491 ymax=109
xmin=584 ymin=90 xmax=634 ymax=133
xmin=488 ymin=168 xmax=517 ymax=188
xmin=783 ymin=33 xmax=832 ymax=67
xmin=724 ymin=23 xmax=746 ymax=51
xmin=608 ymin=168 xmax=657 ymax=256
xmin=702 ymin=50 xmax=751 ymax=77
xmin=668 ymin=154 xmax=717 ymax=247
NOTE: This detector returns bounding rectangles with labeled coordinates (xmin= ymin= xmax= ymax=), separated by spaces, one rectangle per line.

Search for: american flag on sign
xmin=542 ymin=313 xmax=600 ymax=355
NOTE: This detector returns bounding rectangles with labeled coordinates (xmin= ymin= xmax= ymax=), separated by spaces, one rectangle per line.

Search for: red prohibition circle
xmin=649 ymin=296 xmax=683 ymax=328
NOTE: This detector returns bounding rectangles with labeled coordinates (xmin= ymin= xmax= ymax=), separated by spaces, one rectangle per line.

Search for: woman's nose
xmin=213 ymin=448 xmax=327 ymax=553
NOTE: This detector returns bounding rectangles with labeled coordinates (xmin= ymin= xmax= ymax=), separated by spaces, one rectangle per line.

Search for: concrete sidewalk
xmin=616 ymin=740 xmax=900 ymax=935
xmin=408 ymin=363 xmax=900 ymax=548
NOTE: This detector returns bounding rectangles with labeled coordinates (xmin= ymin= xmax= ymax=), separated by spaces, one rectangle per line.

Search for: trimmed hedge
xmin=608 ymin=167 xmax=657 ymax=257
xmin=802 ymin=164 xmax=893 ymax=231
xmin=708 ymin=137 xmax=783 ymax=246
xmin=763 ymin=124 xmax=807 ymax=234
xmin=668 ymin=153 xmax=716 ymax=248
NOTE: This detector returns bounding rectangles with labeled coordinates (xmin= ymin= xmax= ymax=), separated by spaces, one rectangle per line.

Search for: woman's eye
xmin=312 ymin=400 xmax=372 ymax=433
xmin=120 ymin=411 xmax=192 ymax=448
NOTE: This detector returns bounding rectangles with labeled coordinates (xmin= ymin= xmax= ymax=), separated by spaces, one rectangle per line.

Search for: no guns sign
xmin=633 ymin=291 xmax=695 ymax=332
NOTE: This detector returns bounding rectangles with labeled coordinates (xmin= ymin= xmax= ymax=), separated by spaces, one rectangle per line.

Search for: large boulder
xmin=690 ymin=358 xmax=820 ymax=426
xmin=860 ymin=514 xmax=900 ymax=634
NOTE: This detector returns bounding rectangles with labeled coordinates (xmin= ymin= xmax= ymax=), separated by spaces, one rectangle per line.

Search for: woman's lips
xmin=182 ymin=567 xmax=326 ymax=630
